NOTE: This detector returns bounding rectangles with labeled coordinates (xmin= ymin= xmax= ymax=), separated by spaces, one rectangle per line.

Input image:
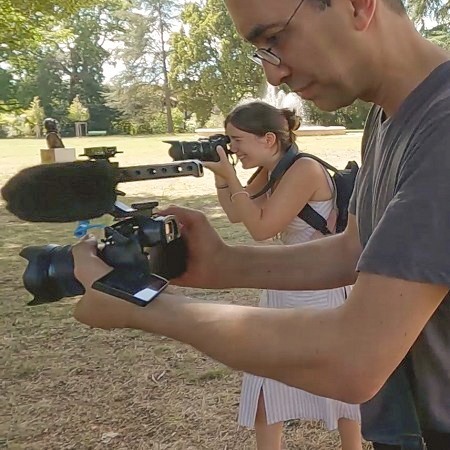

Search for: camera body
xmin=20 ymin=201 xmax=186 ymax=306
xmin=165 ymin=134 xmax=231 ymax=162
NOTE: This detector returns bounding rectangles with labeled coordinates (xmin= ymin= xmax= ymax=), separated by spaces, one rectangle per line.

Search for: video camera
xmin=5 ymin=146 xmax=205 ymax=306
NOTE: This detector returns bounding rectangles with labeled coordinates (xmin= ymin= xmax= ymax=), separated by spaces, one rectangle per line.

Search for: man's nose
xmin=262 ymin=62 xmax=291 ymax=87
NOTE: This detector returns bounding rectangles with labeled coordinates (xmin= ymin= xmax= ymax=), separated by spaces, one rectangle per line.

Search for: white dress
xmin=238 ymin=195 xmax=361 ymax=430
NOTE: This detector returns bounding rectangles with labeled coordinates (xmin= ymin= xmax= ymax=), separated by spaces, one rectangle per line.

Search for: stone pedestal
xmin=40 ymin=148 xmax=77 ymax=164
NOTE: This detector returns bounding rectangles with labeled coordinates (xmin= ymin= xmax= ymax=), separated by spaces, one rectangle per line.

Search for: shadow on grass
xmin=0 ymin=190 xmax=372 ymax=450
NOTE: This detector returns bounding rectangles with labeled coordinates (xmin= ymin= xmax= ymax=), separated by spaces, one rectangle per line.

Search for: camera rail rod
xmin=116 ymin=160 xmax=204 ymax=183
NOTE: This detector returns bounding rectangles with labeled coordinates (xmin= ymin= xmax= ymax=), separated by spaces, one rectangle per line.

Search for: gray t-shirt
xmin=349 ymin=61 xmax=450 ymax=439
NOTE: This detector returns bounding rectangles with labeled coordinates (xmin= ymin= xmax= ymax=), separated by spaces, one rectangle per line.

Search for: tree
xmin=0 ymin=68 xmax=20 ymax=112
xmin=2 ymin=2 xmax=123 ymax=133
xmin=110 ymin=0 xmax=179 ymax=133
xmin=104 ymin=82 xmax=165 ymax=134
xmin=170 ymin=0 xmax=265 ymax=126
xmin=68 ymin=94 xmax=90 ymax=136
xmin=68 ymin=95 xmax=90 ymax=122
xmin=24 ymin=96 xmax=46 ymax=137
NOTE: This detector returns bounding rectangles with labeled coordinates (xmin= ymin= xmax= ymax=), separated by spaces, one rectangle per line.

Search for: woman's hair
xmin=225 ymin=101 xmax=301 ymax=151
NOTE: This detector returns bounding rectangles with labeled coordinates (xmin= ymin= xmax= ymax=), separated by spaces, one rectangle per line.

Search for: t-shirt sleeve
xmin=348 ymin=174 xmax=358 ymax=216
xmin=349 ymin=105 xmax=380 ymax=216
xmin=357 ymin=120 xmax=450 ymax=287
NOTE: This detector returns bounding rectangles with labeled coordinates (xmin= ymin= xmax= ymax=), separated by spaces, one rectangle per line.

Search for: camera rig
xmin=80 ymin=145 xmax=204 ymax=182
xmin=18 ymin=145 xmax=203 ymax=305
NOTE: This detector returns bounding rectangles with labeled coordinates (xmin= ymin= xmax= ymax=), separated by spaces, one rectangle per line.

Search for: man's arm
xmin=72 ymin=238 xmax=447 ymax=404
xmin=161 ymin=206 xmax=362 ymax=291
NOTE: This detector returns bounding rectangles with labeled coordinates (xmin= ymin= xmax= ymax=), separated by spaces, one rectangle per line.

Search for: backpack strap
xmin=294 ymin=153 xmax=335 ymax=235
xmin=298 ymin=203 xmax=333 ymax=235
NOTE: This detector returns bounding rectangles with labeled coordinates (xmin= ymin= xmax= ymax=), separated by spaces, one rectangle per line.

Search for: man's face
xmin=226 ymin=0 xmax=372 ymax=111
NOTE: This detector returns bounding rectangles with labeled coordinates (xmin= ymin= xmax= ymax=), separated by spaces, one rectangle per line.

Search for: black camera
xmin=165 ymin=134 xmax=232 ymax=162
xmin=20 ymin=201 xmax=186 ymax=306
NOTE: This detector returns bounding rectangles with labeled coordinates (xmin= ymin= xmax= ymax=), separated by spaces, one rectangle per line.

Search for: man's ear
xmin=350 ymin=0 xmax=376 ymax=31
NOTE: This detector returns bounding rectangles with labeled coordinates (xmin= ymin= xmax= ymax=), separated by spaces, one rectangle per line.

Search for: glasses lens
xmin=254 ymin=49 xmax=280 ymax=66
xmin=249 ymin=54 xmax=263 ymax=65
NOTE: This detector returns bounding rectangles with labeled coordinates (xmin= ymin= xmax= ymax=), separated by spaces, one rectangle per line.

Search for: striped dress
xmin=238 ymin=196 xmax=361 ymax=430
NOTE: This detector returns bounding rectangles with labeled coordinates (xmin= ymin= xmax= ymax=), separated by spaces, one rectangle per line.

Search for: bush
xmin=302 ymin=99 xmax=372 ymax=129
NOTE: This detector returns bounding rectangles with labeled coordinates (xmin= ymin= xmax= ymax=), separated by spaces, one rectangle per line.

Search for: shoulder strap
xmin=250 ymin=144 xmax=300 ymax=199
xmin=293 ymin=152 xmax=340 ymax=174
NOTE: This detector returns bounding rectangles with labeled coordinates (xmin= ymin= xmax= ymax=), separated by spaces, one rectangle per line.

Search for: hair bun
xmin=281 ymin=108 xmax=302 ymax=131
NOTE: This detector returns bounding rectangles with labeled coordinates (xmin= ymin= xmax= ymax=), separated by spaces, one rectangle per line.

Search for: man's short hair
xmin=310 ymin=0 xmax=406 ymax=14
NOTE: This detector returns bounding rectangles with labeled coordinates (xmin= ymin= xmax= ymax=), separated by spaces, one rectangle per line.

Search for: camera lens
xmin=20 ymin=244 xmax=84 ymax=305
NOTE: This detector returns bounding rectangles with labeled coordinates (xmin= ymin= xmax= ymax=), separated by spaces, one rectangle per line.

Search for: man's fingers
xmin=157 ymin=205 xmax=207 ymax=229
xmin=72 ymin=235 xmax=113 ymax=285
xmin=72 ymin=234 xmax=98 ymax=257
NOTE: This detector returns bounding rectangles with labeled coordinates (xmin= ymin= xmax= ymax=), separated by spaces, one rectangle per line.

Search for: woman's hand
xmin=202 ymin=146 xmax=237 ymax=181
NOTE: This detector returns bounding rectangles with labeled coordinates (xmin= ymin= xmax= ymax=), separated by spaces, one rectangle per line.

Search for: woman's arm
xmin=205 ymin=148 xmax=331 ymax=241
xmin=225 ymin=157 xmax=327 ymax=241
xmin=215 ymin=167 xmax=269 ymax=223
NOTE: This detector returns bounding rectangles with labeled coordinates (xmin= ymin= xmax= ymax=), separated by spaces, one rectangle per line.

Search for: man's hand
xmin=72 ymin=235 xmax=111 ymax=288
xmin=157 ymin=206 xmax=231 ymax=288
xmin=72 ymin=236 xmax=137 ymax=329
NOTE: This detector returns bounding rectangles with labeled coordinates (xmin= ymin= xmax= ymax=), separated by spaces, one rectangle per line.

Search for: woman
xmin=203 ymin=101 xmax=362 ymax=450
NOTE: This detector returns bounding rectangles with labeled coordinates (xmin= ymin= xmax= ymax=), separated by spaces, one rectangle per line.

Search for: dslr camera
xmin=165 ymin=134 xmax=232 ymax=163
xmin=21 ymin=200 xmax=186 ymax=307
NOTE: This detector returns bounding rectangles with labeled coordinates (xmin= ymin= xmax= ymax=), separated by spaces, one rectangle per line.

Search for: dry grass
xmin=0 ymin=134 xmax=372 ymax=449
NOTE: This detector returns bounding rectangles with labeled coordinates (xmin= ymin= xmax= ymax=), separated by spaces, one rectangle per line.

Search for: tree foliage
xmin=109 ymin=0 xmax=179 ymax=132
xmin=1 ymin=0 xmax=449 ymax=136
xmin=24 ymin=96 xmax=45 ymax=125
xmin=68 ymin=95 xmax=90 ymax=122
xmin=0 ymin=0 xmax=99 ymax=68
xmin=169 ymin=0 xmax=265 ymax=126
xmin=407 ymin=0 xmax=450 ymax=48
xmin=104 ymin=82 xmax=165 ymax=133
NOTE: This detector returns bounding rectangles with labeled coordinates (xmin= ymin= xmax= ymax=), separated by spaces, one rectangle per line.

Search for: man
xmin=72 ymin=0 xmax=450 ymax=448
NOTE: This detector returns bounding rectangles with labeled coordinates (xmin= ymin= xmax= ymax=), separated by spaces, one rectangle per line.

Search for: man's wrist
xmin=130 ymin=292 xmax=183 ymax=334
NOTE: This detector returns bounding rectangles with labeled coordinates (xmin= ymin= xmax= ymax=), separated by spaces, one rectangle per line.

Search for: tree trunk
xmin=157 ymin=0 xmax=174 ymax=134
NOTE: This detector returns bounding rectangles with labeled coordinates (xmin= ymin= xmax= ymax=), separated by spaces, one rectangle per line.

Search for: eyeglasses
xmin=250 ymin=0 xmax=306 ymax=67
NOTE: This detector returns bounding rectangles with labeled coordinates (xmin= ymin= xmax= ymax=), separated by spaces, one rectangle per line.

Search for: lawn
xmin=0 ymin=134 xmax=371 ymax=449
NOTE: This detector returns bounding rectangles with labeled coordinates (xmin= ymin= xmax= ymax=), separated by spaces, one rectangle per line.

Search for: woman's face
xmin=225 ymin=122 xmax=277 ymax=169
